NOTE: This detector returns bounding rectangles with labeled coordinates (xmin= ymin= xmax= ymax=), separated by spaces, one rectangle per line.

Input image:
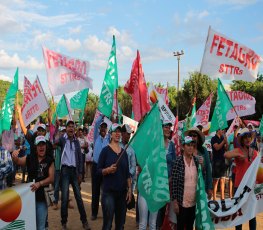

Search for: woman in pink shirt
xmin=171 ymin=136 xmax=199 ymax=230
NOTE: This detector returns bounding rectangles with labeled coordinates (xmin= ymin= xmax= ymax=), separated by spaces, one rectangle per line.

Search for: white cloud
xmin=106 ymin=26 xmax=136 ymax=47
xmin=83 ymin=35 xmax=111 ymax=59
xmin=57 ymin=38 xmax=82 ymax=52
xmin=0 ymin=74 xmax=12 ymax=82
xmin=69 ymin=25 xmax=82 ymax=34
xmin=184 ymin=10 xmax=209 ymax=23
xmin=0 ymin=50 xmax=43 ymax=70
xmin=32 ymin=31 xmax=53 ymax=47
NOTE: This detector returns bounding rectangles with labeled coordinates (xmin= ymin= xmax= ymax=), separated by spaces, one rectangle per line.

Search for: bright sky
xmin=1 ymin=0 xmax=263 ymax=101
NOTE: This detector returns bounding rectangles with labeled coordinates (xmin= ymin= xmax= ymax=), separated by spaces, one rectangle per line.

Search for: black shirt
xmin=211 ymin=134 xmax=225 ymax=162
xmin=97 ymin=146 xmax=130 ymax=193
xmin=26 ymin=154 xmax=53 ymax=202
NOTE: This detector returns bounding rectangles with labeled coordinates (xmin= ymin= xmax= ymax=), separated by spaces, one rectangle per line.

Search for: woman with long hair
xmin=12 ymin=135 xmax=54 ymax=230
xmin=97 ymin=123 xmax=132 ymax=230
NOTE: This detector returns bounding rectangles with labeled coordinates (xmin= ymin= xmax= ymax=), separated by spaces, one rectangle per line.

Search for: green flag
xmin=0 ymin=68 xmax=19 ymax=133
xmin=190 ymin=103 xmax=196 ymax=128
xmin=129 ymin=103 xmax=170 ymax=212
xmin=98 ymin=35 xmax=118 ymax=117
xmin=195 ymin=165 xmax=215 ymax=230
xmin=70 ymin=88 xmax=89 ymax=111
xmin=56 ymin=95 xmax=69 ymax=118
xmin=260 ymin=115 xmax=263 ymax=138
xmin=210 ymin=79 xmax=233 ymax=133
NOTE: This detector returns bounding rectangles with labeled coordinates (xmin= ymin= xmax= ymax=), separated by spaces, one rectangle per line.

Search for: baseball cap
xmin=100 ymin=121 xmax=107 ymax=127
xmin=109 ymin=123 xmax=122 ymax=133
xmin=37 ymin=124 xmax=46 ymax=131
xmin=183 ymin=136 xmax=195 ymax=144
xmin=66 ymin=120 xmax=75 ymax=126
xmin=35 ymin=135 xmax=46 ymax=145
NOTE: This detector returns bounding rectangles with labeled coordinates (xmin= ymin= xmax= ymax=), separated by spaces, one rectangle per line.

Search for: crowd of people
xmin=0 ymin=106 xmax=262 ymax=230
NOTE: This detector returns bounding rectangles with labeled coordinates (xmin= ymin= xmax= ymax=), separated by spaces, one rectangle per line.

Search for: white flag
xmin=21 ymin=76 xmax=49 ymax=127
xmin=201 ymin=27 xmax=262 ymax=82
xmin=42 ymin=46 xmax=93 ymax=96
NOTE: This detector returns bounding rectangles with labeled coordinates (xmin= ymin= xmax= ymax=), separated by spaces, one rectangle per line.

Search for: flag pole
xmin=137 ymin=50 xmax=143 ymax=121
xmin=115 ymin=102 xmax=158 ymax=166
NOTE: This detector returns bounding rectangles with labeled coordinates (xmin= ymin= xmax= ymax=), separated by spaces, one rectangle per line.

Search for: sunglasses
xmin=189 ymin=133 xmax=198 ymax=138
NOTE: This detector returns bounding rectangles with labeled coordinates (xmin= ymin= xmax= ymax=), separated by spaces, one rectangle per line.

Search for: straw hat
xmin=184 ymin=127 xmax=205 ymax=145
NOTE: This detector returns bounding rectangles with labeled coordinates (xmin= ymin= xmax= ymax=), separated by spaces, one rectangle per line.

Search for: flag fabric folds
xmin=70 ymin=88 xmax=89 ymax=111
xmin=98 ymin=35 xmax=118 ymax=117
xmin=210 ymin=79 xmax=234 ymax=133
xmin=42 ymin=46 xmax=92 ymax=96
xmin=195 ymin=165 xmax=215 ymax=230
xmin=129 ymin=103 xmax=170 ymax=212
xmin=0 ymin=68 xmax=19 ymax=134
xmin=124 ymin=50 xmax=150 ymax=122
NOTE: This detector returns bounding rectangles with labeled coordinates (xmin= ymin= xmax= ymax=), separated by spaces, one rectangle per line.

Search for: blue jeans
xmin=36 ymin=201 xmax=48 ymax=230
xmin=101 ymin=191 xmax=127 ymax=230
xmin=54 ymin=170 xmax=61 ymax=203
xmin=91 ymin=162 xmax=102 ymax=217
xmin=60 ymin=166 xmax=87 ymax=225
xmin=138 ymin=194 xmax=157 ymax=230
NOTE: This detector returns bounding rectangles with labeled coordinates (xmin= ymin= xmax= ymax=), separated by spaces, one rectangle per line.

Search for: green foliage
xmin=83 ymin=92 xmax=99 ymax=125
xmin=177 ymin=72 xmax=217 ymax=119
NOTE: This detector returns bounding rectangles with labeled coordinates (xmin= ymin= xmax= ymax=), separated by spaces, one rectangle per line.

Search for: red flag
xmin=124 ymin=50 xmax=150 ymax=121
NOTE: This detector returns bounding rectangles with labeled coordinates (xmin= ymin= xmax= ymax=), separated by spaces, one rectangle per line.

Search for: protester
xmin=211 ymin=128 xmax=228 ymax=200
xmin=78 ymin=128 xmax=88 ymax=182
xmin=157 ymin=122 xmax=176 ymax=229
xmin=171 ymin=136 xmax=199 ymax=230
xmin=224 ymin=128 xmax=258 ymax=230
xmin=12 ymin=135 xmax=54 ymax=230
xmin=91 ymin=115 xmax=110 ymax=220
xmin=0 ymin=138 xmax=14 ymax=190
xmin=97 ymin=123 xmax=132 ymax=230
xmin=185 ymin=127 xmax=213 ymax=199
xmin=58 ymin=120 xmax=91 ymax=230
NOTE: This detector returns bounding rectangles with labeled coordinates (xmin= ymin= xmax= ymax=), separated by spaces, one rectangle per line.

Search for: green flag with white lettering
xmin=0 ymin=68 xmax=19 ymax=134
xmin=70 ymin=88 xmax=89 ymax=111
xmin=98 ymin=35 xmax=118 ymax=117
xmin=195 ymin=165 xmax=215 ymax=230
xmin=210 ymin=79 xmax=233 ymax=133
xmin=129 ymin=103 xmax=170 ymax=212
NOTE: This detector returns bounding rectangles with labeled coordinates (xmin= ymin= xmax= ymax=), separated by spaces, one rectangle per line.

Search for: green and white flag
xmin=210 ymin=79 xmax=233 ymax=133
xmin=195 ymin=165 xmax=215 ymax=230
xmin=0 ymin=68 xmax=19 ymax=133
xmin=129 ymin=103 xmax=170 ymax=212
xmin=259 ymin=115 xmax=263 ymax=137
xmin=190 ymin=102 xmax=196 ymax=128
xmin=70 ymin=88 xmax=89 ymax=111
xmin=55 ymin=94 xmax=70 ymax=119
xmin=98 ymin=35 xmax=118 ymax=117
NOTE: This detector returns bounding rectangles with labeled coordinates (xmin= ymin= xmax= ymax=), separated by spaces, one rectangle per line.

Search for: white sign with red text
xmin=43 ymin=47 xmax=93 ymax=96
xmin=208 ymin=155 xmax=263 ymax=228
xmin=227 ymin=91 xmax=256 ymax=120
xmin=86 ymin=110 xmax=101 ymax=144
xmin=196 ymin=93 xmax=213 ymax=128
xmin=21 ymin=76 xmax=49 ymax=127
xmin=122 ymin=115 xmax=139 ymax=137
xmin=200 ymin=27 xmax=262 ymax=82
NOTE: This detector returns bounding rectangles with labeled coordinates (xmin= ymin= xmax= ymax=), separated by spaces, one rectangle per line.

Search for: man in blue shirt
xmin=91 ymin=115 xmax=110 ymax=220
xmin=59 ymin=120 xmax=91 ymax=230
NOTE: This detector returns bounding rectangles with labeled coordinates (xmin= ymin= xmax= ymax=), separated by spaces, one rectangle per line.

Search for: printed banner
xmin=86 ymin=110 xmax=101 ymax=144
xmin=122 ymin=115 xmax=139 ymax=136
xmin=226 ymin=116 xmax=240 ymax=138
xmin=200 ymin=27 xmax=262 ymax=82
xmin=148 ymin=83 xmax=175 ymax=124
xmin=42 ymin=46 xmax=92 ymax=96
xmin=0 ymin=183 xmax=36 ymax=229
xmin=21 ymin=76 xmax=49 ymax=127
xmin=208 ymin=155 xmax=263 ymax=228
xmin=227 ymin=91 xmax=256 ymax=120
xmin=196 ymin=93 xmax=213 ymax=128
